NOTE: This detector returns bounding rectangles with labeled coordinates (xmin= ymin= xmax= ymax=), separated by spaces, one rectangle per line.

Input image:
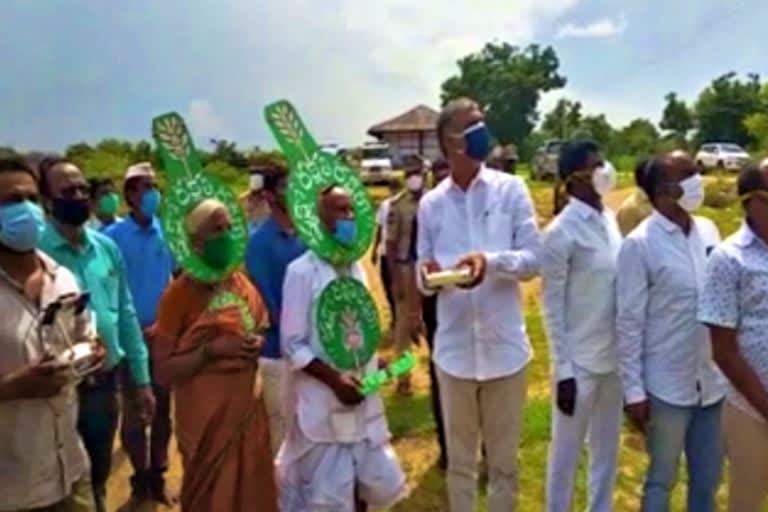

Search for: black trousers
xmin=380 ymin=255 xmax=395 ymax=325
xmin=422 ymin=295 xmax=448 ymax=464
xmin=77 ymin=370 xmax=120 ymax=512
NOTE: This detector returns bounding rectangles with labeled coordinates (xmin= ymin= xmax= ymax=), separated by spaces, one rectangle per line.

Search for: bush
xmin=704 ymin=177 xmax=738 ymax=208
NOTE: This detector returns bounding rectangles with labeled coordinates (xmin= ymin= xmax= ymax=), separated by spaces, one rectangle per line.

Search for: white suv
xmin=695 ymin=143 xmax=750 ymax=171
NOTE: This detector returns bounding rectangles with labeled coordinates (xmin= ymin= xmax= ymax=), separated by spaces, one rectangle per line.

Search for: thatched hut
xmin=368 ymin=105 xmax=440 ymax=163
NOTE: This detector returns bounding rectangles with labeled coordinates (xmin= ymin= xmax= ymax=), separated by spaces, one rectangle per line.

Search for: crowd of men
xmin=0 ymin=96 xmax=767 ymax=512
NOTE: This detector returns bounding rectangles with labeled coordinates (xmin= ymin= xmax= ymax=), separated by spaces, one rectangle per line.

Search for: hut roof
xmin=368 ymin=105 xmax=439 ymax=137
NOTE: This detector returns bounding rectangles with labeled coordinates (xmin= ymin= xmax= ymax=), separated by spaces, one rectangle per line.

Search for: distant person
xmin=421 ymin=157 xmax=450 ymax=470
xmin=0 ymin=157 xmax=103 ymax=512
xmin=541 ymin=140 xmax=622 ymax=512
xmin=244 ymin=170 xmax=270 ymax=234
xmin=279 ymin=186 xmax=407 ymax=511
xmin=616 ymin=158 xmax=654 ymax=236
xmin=152 ymin=199 xmax=278 ymax=512
xmin=37 ymin=157 xmax=155 ymax=512
xmin=104 ymin=162 xmax=176 ymax=508
xmin=486 ymin=145 xmax=504 ymax=171
xmin=699 ymin=160 xmax=768 ymax=511
xmin=486 ymin=145 xmax=518 ymax=174
xmin=386 ymin=159 xmax=425 ymax=395
xmin=87 ymin=177 xmax=121 ymax=231
xmin=371 ymin=178 xmax=400 ymax=326
xmin=617 ymin=151 xmax=725 ymax=511
xmin=245 ymin=163 xmax=305 ymax=455
xmin=418 ymin=98 xmax=541 ymax=512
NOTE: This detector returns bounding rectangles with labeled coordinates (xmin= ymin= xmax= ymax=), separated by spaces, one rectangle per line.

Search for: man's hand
xmin=624 ymin=400 xmax=650 ymax=434
xmin=456 ymin=252 xmax=487 ymax=288
xmin=134 ymin=385 xmax=156 ymax=426
xmin=0 ymin=361 xmax=71 ymax=400
xmin=332 ymin=374 xmax=365 ymax=406
xmin=556 ymin=378 xmax=577 ymax=416
xmin=420 ymin=260 xmax=443 ymax=291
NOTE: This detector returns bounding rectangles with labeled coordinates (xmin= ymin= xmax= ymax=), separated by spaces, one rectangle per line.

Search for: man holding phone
xmin=0 ymin=157 xmax=104 ymax=512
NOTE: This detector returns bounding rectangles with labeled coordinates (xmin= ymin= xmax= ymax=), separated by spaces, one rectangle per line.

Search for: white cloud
xmin=555 ymin=15 xmax=627 ymax=39
xmin=186 ymin=99 xmax=228 ymax=142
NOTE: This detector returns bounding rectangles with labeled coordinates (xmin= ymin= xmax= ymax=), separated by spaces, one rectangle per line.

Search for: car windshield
xmin=719 ymin=144 xmax=744 ymax=153
xmin=362 ymin=147 xmax=390 ymax=159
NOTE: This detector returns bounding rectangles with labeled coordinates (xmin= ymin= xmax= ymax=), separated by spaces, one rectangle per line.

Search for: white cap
xmin=125 ymin=162 xmax=155 ymax=181
xmin=250 ymin=173 xmax=264 ymax=191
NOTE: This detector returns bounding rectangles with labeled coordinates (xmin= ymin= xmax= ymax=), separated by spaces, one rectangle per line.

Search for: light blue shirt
xmin=38 ymin=222 xmax=150 ymax=385
xmin=699 ymin=222 xmax=768 ymax=421
xmin=104 ymin=215 xmax=175 ymax=328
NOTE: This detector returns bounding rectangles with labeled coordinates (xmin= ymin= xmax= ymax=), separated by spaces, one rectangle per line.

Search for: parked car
xmin=360 ymin=141 xmax=396 ymax=185
xmin=532 ymin=140 xmax=562 ymax=180
xmin=695 ymin=142 xmax=750 ymax=171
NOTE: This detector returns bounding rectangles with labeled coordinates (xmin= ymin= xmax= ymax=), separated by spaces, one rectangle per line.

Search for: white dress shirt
xmin=280 ymin=251 xmax=390 ymax=448
xmin=699 ymin=223 xmax=768 ymax=422
xmin=416 ymin=166 xmax=541 ymax=381
xmin=617 ymin=211 xmax=726 ymax=406
xmin=0 ymin=252 xmax=91 ymax=510
xmin=541 ymin=198 xmax=622 ymax=381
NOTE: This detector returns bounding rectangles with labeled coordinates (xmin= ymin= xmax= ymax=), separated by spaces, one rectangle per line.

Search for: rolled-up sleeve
xmin=616 ymin=237 xmax=650 ymax=404
xmin=114 ymin=246 xmax=150 ymax=386
xmin=540 ymin=224 xmax=574 ymax=381
xmin=698 ymin=247 xmax=740 ymax=329
xmin=280 ymin=262 xmax=315 ymax=370
xmin=416 ymin=198 xmax=436 ymax=297
xmin=486 ymin=181 xmax=541 ymax=281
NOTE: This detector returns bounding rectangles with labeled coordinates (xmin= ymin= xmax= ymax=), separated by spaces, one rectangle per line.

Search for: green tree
xmin=64 ymin=142 xmax=95 ymax=167
xmin=572 ymin=114 xmax=617 ymax=153
xmin=440 ymin=42 xmax=566 ymax=145
xmin=743 ymin=82 xmax=768 ymax=150
xmin=207 ymin=138 xmax=248 ymax=168
xmin=660 ymin=92 xmax=694 ymax=145
xmin=694 ymin=72 xmax=763 ymax=146
xmin=541 ymin=99 xmax=582 ymax=139
xmin=616 ymin=118 xmax=659 ymax=156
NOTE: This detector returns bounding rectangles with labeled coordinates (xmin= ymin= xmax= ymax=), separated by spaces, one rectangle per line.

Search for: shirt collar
xmin=44 ymin=220 xmax=94 ymax=251
xmin=734 ymin=222 xmax=760 ymax=249
xmin=567 ymin=197 xmax=602 ymax=221
xmin=650 ymin=210 xmax=682 ymax=234
xmin=127 ymin=214 xmax=159 ymax=233
xmin=447 ymin=165 xmax=493 ymax=192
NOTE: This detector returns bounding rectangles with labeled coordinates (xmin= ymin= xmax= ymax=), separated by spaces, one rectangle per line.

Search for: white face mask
xmin=406 ymin=174 xmax=424 ymax=192
xmin=592 ymin=161 xmax=616 ymax=197
xmin=677 ymin=173 xmax=705 ymax=212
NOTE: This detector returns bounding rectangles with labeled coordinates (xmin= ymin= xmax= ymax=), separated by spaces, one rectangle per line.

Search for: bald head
xmin=318 ymin=185 xmax=354 ymax=234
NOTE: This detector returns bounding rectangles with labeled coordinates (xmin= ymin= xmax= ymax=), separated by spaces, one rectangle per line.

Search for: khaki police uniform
xmin=385 ymin=189 xmax=421 ymax=355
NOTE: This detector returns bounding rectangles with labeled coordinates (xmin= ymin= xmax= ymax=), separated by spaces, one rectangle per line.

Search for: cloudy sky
xmin=1 ymin=0 xmax=765 ymax=151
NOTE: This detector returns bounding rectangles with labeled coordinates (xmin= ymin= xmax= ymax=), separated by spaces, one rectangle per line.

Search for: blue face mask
xmin=464 ymin=122 xmax=492 ymax=162
xmin=0 ymin=201 xmax=44 ymax=253
xmin=140 ymin=188 xmax=161 ymax=218
xmin=333 ymin=218 xmax=357 ymax=246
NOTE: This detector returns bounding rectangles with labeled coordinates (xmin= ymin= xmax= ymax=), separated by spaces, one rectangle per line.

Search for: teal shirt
xmin=39 ymin=222 xmax=150 ymax=385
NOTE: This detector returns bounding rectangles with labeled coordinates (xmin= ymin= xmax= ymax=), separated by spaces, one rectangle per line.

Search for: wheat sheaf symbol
xmin=270 ymin=103 xmax=308 ymax=160
xmin=155 ymin=116 xmax=191 ymax=163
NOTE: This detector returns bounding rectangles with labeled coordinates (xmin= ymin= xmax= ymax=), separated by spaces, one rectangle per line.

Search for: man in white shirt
xmin=617 ymin=151 xmax=725 ymax=511
xmin=699 ymin=161 xmax=768 ymax=511
xmin=540 ymin=140 xmax=622 ymax=512
xmin=0 ymin=157 xmax=102 ymax=512
xmin=278 ymin=185 xmax=406 ymax=512
xmin=417 ymin=98 xmax=541 ymax=512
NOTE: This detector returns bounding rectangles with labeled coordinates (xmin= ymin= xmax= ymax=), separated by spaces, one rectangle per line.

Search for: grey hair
xmin=437 ymin=97 xmax=476 ymax=156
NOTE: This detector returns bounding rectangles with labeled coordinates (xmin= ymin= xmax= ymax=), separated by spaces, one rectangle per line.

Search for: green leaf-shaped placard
xmin=265 ymin=100 xmax=374 ymax=266
xmin=316 ymin=276 xmax=380 ymax=370
xmin=152 ymin=112 xmax=248 ymax=283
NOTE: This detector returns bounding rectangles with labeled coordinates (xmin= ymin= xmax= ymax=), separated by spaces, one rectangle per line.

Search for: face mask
xmin=202 ymin=231 xmax=235 ymax=269
xmin=333 ymin=218 xmax=357 ymax=246
xmin=0 ymin=201 xmax=44 ymax=252
xmin=140 ymin=189 xmax=161 ymax=218
xmin=463 ymin=122 xmax=492 ymax=162
xmin=97 ymin=193 xmax=120 ymax=217
xmin=677 ymin=173 xmax=704 ymax=212
xmin=406 ymin=174 xmax=424 ymax=192
xmin=52 ymin=197 xmax=90 ymax=227
xmin=592 ymin=162 xmax=616 ymax=197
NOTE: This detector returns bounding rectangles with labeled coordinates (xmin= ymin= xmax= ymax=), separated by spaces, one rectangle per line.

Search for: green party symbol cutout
xmin=265 ymin=101 xmax=374 ymax=266
xmin=359 ymin=352 xmax=417 ymax=396
xmin=152 ymin=112 xmax=248 ymax=283
xmin=316 ymin=277 xmax=380 ymax=371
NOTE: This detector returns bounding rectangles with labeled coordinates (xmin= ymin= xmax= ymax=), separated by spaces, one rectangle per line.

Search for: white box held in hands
xmin=424 ymin=267 xmax=473 ymax=288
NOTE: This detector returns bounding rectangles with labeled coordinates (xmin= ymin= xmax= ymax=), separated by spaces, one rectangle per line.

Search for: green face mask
xmin=202 ymin=231 xmax=235 ymax=269
xmin=97 ymin=193 xmax=120 ymax=216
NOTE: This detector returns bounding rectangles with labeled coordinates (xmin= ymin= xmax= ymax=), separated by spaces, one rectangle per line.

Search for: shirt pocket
xmin=484 ymin=207 xmax=513 ymax=251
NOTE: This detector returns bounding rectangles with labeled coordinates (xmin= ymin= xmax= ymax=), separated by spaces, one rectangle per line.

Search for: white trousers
xmin=259 ymin=356 xmax=286 ymax=456
xmin=438 ymin=366 xmax=527 ymax=512
xmin=546 ymin=368 xmax=622 ymax=512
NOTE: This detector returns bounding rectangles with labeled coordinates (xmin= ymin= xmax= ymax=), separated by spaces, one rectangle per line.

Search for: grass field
xmin=107 ymin=173 xmax=745 ymax=512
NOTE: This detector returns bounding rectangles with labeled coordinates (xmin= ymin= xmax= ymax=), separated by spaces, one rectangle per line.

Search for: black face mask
xmin=52 ymin=197 xmax=91 ymax=227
